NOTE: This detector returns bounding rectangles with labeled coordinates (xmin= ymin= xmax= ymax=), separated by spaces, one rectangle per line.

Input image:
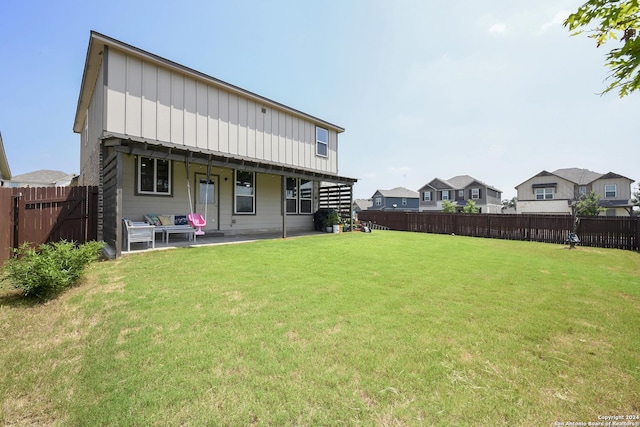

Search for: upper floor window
xmin=375 ymin=197 xmax=382 ymax=206
xmin=471 ymin=188 xmax=480 ymax=199
xmin=535 ymin=187 xmax=553 ymax=200
xmin=138 ymin=157 xmax=171 ymax=195
xmin=316 ymin=127 xmax=328 ymax=157
xmin=424 ymin=191 xmax=431 ymax=201
xmin=441 ymin=190 xmax=449 ymax=201
xmin=604 ymin=184 xmax=617 ymax=198
xmin=235 ymin=170 xmax=255 ymax=214
xmin=578 ymin=186 xmax=587 ymax=195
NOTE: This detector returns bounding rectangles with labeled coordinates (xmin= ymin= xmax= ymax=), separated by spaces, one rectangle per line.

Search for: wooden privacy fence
xmin=0 ymin=186 xmax=98 ymax=265
xmin=358 ymin=211 xmax=640 ymax=251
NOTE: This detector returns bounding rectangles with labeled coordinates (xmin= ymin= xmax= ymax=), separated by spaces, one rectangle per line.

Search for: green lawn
xmin=1 ymin=231 xmax=639 ymax=426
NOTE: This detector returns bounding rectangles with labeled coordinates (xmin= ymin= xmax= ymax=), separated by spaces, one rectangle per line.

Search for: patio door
xmin=194 ymin=173 xmax=219 ymax=231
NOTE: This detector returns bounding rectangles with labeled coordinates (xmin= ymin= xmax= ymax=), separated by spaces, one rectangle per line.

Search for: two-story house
xmin=369 ymin=187 xmax=419 ymax=211
xmin=73 ymin=32 xmax=356 ymax=257
xmin=515 ymin=168 xmax=634 ymax=216
xmin=418 ymin=175 xmax=502 ymax=213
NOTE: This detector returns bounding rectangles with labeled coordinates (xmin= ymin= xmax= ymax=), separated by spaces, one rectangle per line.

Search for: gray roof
xmin=10 ymin=170 xmax=72 ymax=185
xmin=374 ymin=187 xmax=419 ymax=198
xmin=422 ymin=175 xmax=501 ymax=193
xmin=353 ymin=198 xmax=373 ymax=211
xmin=552 ymin=168 xmax=603 ymax=185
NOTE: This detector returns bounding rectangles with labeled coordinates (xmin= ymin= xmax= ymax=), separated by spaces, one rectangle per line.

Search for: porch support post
xmin=281 ymin=175 xmax=287 ymax=238
xmin=349 ymin=184 xmax=354 ymax=232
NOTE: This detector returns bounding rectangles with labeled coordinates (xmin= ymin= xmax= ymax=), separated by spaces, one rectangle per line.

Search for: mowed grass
xmin=1 ymin=231 xmax=639 ymax=426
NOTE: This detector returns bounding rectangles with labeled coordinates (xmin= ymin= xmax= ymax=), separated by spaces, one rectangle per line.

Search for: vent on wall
xmin=261 ymin=107 xmax=267 ymax=114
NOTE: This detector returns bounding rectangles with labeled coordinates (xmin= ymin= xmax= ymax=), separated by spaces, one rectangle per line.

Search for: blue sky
xmin=1 ymin=0 xmax=638 ymax=200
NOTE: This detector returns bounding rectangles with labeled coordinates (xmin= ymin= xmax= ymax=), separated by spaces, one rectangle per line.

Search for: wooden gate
xmin=0 ymin=186 xmax=98 ymax=265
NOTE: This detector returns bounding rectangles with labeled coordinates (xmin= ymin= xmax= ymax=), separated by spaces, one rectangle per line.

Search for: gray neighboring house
xmin=369 ymin=187 xmax=419 ymax=211
xmin=418 ymin=175 xmax=502 ymax=213
xmin=0 ymin=132 xmax=11 ymax=186
xmin=7 ymin=170 xmax=77 ymax=187
xmin=353 ymin=198 xmax=372 ymax=213
xmin=516 ymin=168 xmax=635 ymax=216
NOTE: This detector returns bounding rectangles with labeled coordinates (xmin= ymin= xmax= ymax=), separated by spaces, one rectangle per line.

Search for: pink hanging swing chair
xmin=185 ymin=157 xmax=209 ymax=236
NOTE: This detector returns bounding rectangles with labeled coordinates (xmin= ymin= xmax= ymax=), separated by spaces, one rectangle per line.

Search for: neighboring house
xmin=353 ymin=198 xmax=372 ymax=213
xmin=7 ymin=170 xmax=77 ymax=187
xmin=0 ymin=132 xmax=11 ymax=186
xmin=73 ymin=31 xmax=356 ymax=256
xmin=418 ymin=175 xmax=502 ymax=213
xmin=369 ymin=187 xmax=419 ymax=211
xmin=515 ymin=168 xmax=635 ymax=216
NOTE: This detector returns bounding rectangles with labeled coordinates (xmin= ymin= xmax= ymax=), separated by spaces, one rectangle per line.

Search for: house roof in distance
xmin=10 ymin=170 xmax=74 ymax=186
xmin=373 ymin=187 xmax=419 ymax=198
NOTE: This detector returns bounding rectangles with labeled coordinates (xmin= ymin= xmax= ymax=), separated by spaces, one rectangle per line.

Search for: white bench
xmin=123 ymin=220 xmax=155 ymax=251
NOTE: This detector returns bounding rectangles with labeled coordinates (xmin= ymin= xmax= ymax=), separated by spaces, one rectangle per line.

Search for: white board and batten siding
xmin=105 ymin=50 xmax=338 ymax=174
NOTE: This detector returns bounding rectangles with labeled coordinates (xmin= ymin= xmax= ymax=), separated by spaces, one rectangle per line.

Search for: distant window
xmin=375 ymin=197 xmax=382 ymax=206
xmin=604 ymin=184 xmax=617 ymax=198
xmin=441 ymin=190 xmax=449 ymax=201
xmin=535 ymin=187 xmax=553 ymax=200
xmin=424 ymin=191 xmax=431 ymax=201
xmin=471 ymin=188 xmax=480 ymax=199
xmin=235 ymin=170 xmax=255 ymax=214
xmin=458 ymin=190 xmax=464 ymax=198
xmin=316 ymin=127 xmax=328 ymax=157
xmin=137 ymin=157 xmax=171 ymax=195
xmin=578 ymin=186 xmax=587 ymax=195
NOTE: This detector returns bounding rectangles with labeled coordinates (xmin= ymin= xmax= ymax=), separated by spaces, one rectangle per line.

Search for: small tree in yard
xmin=442 ymin=200 xmax=457 ymax=213
xmin=462 ymin=200 xmax=479 ymax=214
xmin=576 ymin=191 xmax=605 ymax=216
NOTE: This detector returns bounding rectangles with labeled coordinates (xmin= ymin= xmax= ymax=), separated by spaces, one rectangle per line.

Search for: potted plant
xmin=322 ymin=210 xmax=340 ymax=233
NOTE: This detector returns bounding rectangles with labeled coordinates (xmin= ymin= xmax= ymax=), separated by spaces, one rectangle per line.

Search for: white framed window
xmin=316 ymin=127 xmax=328 ymax=157
xmin=578 ymin=186 xmax=587 ymax=195
xmin=137 ymin=156 xmax=171 ymax=195
xmin=535 ymin=187 xmax=553 ymax=200
xmin=471 ymin=188 xmax=480 ymax=199
xmin=234 ymin=170 xmax=255 ymax=214
xmin=424 ymin=191 xmax=431 ymax=201
xmin=604 ymin=184 xmax=617 ymax=198
xmin=458 ymin=190 xmax=464 ymax=198
xmin=441 ymin=190 xmax=449 ymax=201
xmin=375 ymin=197 xmax=382 ymax=206
xmin=299 ymin=179 xmax=313 ymax=214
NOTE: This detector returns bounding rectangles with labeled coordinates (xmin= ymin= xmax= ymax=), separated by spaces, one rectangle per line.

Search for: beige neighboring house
xmin=0 ymin=132 xmax=11 ymax=186
xmin=7 ymin=170 xmax=77 ymax=188
xmin=73 ymin=31 xmax=356 ymax=256
xmin=515 ymin=168 xmax=635 ymax=216
xmin=418 ymin=175 xmax=503 ymax=213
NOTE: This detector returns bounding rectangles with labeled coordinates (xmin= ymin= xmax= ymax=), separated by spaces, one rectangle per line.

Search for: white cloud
xmin=489 ymin=23 xmax=507 ymax=34
xmin=540 ymin=10 xmax=570 ymax=33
